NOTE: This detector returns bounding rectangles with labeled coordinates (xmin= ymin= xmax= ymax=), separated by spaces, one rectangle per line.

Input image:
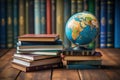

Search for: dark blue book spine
xmin=100 ymin=0 xmax=107 ymax=48
xmin=40 ymin=0 xmax=46 ymax=34
xmin=67 ymin=64 xmax=99 ymax=69
xmin=107 ymin=0 xmax=114 ymax=48
xmin=63 ymin=0 xmax=71 ymax=49
xmin=13 ymin=0 xmax=19 ymax=48
xmin=0 ymin=0 xmax=7 ymax=48
xmin=114 ymin=0 xmax=120 ymax=48
xmin=28 ymin=0 xmax=34 ymax=34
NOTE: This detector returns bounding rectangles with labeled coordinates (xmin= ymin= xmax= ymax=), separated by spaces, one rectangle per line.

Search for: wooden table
xmin=0 ymin=48 xmax=120 ymax=80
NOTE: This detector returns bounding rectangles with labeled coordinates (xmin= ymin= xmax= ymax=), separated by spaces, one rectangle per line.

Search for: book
xmin=41 ymin=0 xmax=46 ymax=34
xmin=71 ymin=0 xmax=77 ymax=14
xmin=46 ymin=0 xmax=52 ymax=34
xmin=114 ymin=0 xmax=120 ymax=48
xmin=107 ymin=0 xmax=114 ymax=48
xmin=7 ymin=0 xmax=13 ymax=48
xmin=28 ymin=0 xmax=34 ymax=34
xmin=12 ymin=62 xmax=63 ymax=72
xmin=100 ymin=0 xmax=107 ymax=48
xmin=0 ymin=0 xmax=7 ymax=48
xmin=13 ymin=53 xmax=57 ymax=61
xmin=63 ymin=0 xmax=71 ymax=49
xmin=77 ymin=0 xmax=83 ymax=12
xmin=63 ymin=52 xmax=102 ymax=61
xmin=12 ymin=57 xmax=61 ymax=67
xmin=83 ymin=0 xmax=88 ymax=11
xmin=34 ymin=0 xmax=41 ymax=34
xmin=13 ymin=0 xmax=19 ymax=48
xmin=18 ymin=34 xmax=59 ymax=42
xmin=19 ymin=0 xmax=25 ymax=36
xmin=51 ymin=0 xmax=56 ymax=34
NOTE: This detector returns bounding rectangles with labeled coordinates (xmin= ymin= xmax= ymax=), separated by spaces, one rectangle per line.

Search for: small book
xmin=12 ymin=62 xmax=63 ymax=72
xmin=18 ymin=34 xmax=59 ymax=42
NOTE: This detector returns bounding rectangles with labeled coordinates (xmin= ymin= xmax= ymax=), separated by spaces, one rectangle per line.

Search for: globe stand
xmin=73 ymin=45 xmax=88 ymax=51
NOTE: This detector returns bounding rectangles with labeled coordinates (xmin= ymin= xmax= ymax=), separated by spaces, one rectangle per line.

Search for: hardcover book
xmin=77 ymin=0 xmax=83 ymax=12
xmin=18 ymin=34 xmax=59 ymax=42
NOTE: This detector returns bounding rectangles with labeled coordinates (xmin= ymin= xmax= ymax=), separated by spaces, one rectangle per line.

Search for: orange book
xmin=18 ymin=34 xmax=59 ymax=42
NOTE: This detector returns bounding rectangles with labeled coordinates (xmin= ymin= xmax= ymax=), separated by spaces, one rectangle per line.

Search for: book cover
xmin=0 ymin=0 xmax=7 ymax=48
xmin=107 ymin=0 xmax=114 ymax=48
xmin=12 ymin=57 xmax=61 ymax=67
xmin=12 ymin=62 xmax=63 ymax=72
xmin=28 ymin=0 xmax=34 ymax=34
xmin=13 ymin=0 xmax=19 ymax=48
xmin=100 ymin=0 xmax=107 ymax=48
xmin=77 ymin=0 xmax=83 ymax=12
xmin=46 ymin=0 xmax=52 ymax=34
xmin=18 ymin=34 xmax=59 ymax=42
xmin=63 ymin=0 xmax=71 ymax=49
xmin=114 ymin=0 xmax=120 ymax=48
xmin=51 ymin=0 xmax=56 ymax=34
xmin=7 ymin=0 xmax=13 ymax=48
xmin=71 ymin=0 xmax=77 ymax=14
xmin=34 ymin=0 xmax=41 ymax=34
xmin=19 ymin=0 xmax=25 ymax=36
xmin=56 ymin=0 xmax=64 ymax=40
xmin=41 ymin=0 xmax=46 ymax=34
xmin=83 ymin=0 xmax=88 ymax=11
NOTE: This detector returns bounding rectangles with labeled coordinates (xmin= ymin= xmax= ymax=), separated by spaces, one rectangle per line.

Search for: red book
xmin=46 ymin=0 xmax=52 ymax=34
xmin=18 ymin=34 xmax=59 ymax=42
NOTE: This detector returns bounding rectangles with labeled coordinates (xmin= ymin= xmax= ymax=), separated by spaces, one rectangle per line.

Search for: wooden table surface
xmin=0 ymin=48 xmax=120 ymax=80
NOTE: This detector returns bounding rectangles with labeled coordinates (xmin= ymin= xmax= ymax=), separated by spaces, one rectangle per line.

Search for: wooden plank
xmin=0 ymin=49 xmax=21 ymax=80
xmin=78 ymin=70 xmax=110 ymax=80
xmin=16 ymin=70 xmax=52 ymax=80
xmin=52 ymin=69 xmax=80 ymax=80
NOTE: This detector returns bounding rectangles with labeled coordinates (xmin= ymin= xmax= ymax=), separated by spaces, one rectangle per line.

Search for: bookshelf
xmin=0 ymin=0 xmax=119 ymax=49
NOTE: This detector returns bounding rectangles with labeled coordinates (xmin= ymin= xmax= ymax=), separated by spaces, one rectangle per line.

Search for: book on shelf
xmin=12 ymin=62 xmax=63 ymax=72
xmin=14 ymin=53 xmax=58 ymax=61
xmin=63 ymin=52 xmax=102 ymax=61
xmin=18 ymin=34 xmax=59 ymax=42
xmin=12 ymin=56 xmax=61 ymax=67
xmin=71 ymin=0 xmax=77 ymax=14
xmin=77 ymin=0 xmax=83 ymax=12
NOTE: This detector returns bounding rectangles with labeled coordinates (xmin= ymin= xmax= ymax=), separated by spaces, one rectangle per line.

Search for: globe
xmin=65 ymin=12 xmax=99 ymax=49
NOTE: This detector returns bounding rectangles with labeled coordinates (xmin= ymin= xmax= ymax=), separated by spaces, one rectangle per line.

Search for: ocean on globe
xmin=65 ymin=12 xmax=99 ymax=46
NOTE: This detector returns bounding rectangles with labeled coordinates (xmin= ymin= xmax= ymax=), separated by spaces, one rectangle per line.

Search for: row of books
xmin=0 ymin=0 xmax=120 ymax=49
xmin=12 ymin=34 xmax=63 ymax=72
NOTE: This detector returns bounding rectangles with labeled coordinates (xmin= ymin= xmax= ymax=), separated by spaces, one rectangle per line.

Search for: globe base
xmin=73 ymin=45 xmax=89 ymax=51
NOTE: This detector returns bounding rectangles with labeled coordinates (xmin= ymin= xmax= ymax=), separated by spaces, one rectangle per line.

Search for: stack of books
xmin=61 ymin=48 xmax=102 ymax=69
xmin=11 ymin=34 xmax=63 ymax=72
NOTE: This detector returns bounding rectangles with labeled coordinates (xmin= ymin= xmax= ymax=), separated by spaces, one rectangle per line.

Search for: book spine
xmin=19 ymin=0 xmax=25 ymax=36
xmin=56 ymin=0 xmax=64 ymax=40
xmin=28 ymin=0 xmax=34 ymax=34
xmin=71 ymin=0 xmax=77 ymax=14
xmin=51 ymin=0 xmax=56 ymax=34
xmin=41 ymin=0 xmax=46 ymax=34
xmin=63 ymin=0 xmax=71 ymax=49
xmin=100 ymin=0 xmax=107 ymax=48
xmin=34 ymin=0 xmax=41 ymax=34
xmin=107 ymin=0 xmax=114 ymax=48
xmin=7 ymin=0 xmax=13 ymax=48
xmin=114 ymin=0 xmax=120 ymax=48
xmin=95 ymin=0 xmax=100 ymax=48
xmin=46 ymin=0 xmax=52 ymax=34
xmin=83 ymin=0 xmax=88 ymax=11
xmin=25 ymin=0 xmax=29 ymax=34
xmin=0 ymin=0 xmax=7 ymax=48
xmin=77 ymin=0 xmax=83 ymax=12
xmin=13 ymin=0 xmax=19 ymax=48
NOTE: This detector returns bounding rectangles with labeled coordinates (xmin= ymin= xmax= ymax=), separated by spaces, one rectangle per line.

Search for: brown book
xmin=11 ymin=62 xmax=63 ymax=72
xmin=12 ymin=57 xmax=61 ymax=67
xmin=18 ymin=34 xmax=59 ymax=42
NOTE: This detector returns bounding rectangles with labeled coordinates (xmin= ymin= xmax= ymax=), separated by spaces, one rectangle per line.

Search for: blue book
xmin=67 ymin=64 xmax=100 ymax=69
xmin=63 ymin=0 xmax=71 ymax=49
xmin=107 ymin=0 xmax=114 ymax=48
xmin=0 ymin=0 xmax=7 ymax=48
xmin=40 ymin=0 xmax=46 ymax=34
xmin=100 ymin=0 xmax=107 ymax=48
xmin=34 ymin=0 xmax=41 ymax=34
xmin=114 ymin=0 xmax=120 ymax=48
xmin=13 ymin=0 xmax=19 ymax=48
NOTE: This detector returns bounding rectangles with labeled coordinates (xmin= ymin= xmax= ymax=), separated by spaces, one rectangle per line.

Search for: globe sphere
xmin=65 ymin=12 xmax=99 ymax=46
